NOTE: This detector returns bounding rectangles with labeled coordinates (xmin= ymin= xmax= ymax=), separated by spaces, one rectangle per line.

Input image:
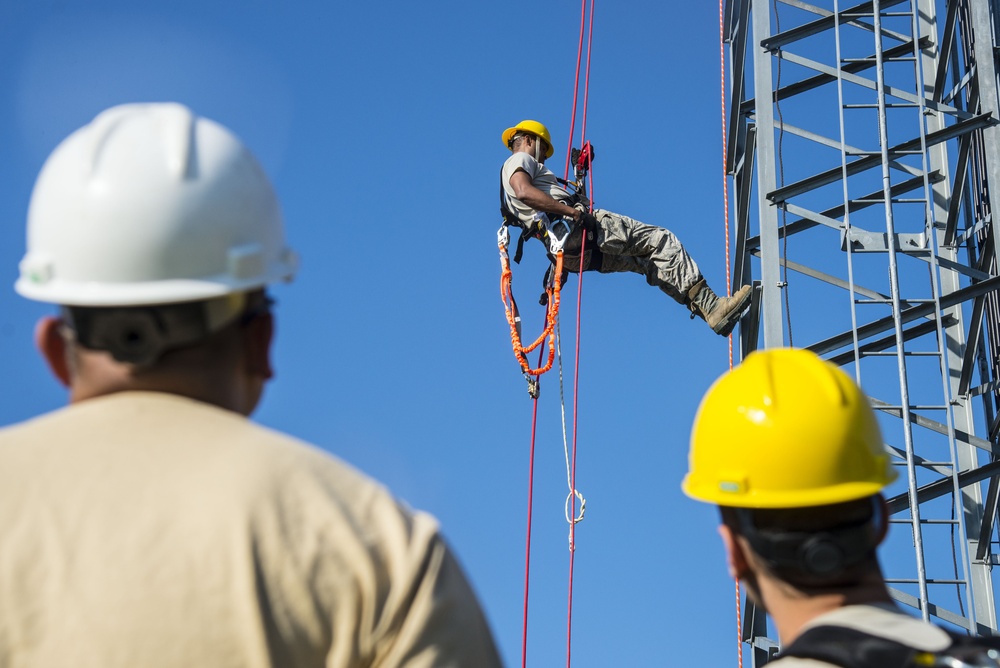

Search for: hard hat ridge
xmin=86 ymin=103 xmax=196 ymax=181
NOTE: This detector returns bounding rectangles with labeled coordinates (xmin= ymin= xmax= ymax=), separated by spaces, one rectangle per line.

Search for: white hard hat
xmin=17 ymin=102 xmax=299 ymax=306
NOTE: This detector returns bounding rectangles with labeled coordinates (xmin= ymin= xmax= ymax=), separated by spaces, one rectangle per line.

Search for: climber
xmin=500 ymin=119 xmax=752 ymax=336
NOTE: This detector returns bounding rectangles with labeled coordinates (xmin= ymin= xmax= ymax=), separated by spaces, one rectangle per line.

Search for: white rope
xmin=555 ymin=314 xmax=586 ymax=534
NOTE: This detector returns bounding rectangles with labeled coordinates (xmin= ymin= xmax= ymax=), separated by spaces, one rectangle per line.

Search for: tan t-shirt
xmin=771 ymin=603 xmax=952 ymax=667
xmin=0 ymin=392 xmax=502 ymax=668
xmin=501 ymin=152 xmax=572 ymax=225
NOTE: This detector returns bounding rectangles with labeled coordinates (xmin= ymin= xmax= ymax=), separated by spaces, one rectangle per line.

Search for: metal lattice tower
xmin=726 ymin=0 xmax=1000 ymax=662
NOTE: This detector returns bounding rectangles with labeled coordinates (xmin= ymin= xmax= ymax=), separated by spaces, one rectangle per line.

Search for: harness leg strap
xmin=514 ymin=227 xmax=532 ymax=264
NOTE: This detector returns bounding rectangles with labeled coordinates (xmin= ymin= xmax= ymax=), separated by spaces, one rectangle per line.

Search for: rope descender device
xmin=572 ymin=141 xmax=595 ymax=178
xmin=499 ymin=217 xmax=567 ymax=379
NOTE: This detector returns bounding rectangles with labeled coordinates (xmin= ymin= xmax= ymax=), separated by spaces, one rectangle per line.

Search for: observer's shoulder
xmin=768 ymin=658 xmax=835 ymax=668
xmin=770 ymin=603 xmax=954 ymax=667
xmin=0 ymin=391 xmax=388 ymax=498
xmin=804 ymin=603 xmax=952 ymax=652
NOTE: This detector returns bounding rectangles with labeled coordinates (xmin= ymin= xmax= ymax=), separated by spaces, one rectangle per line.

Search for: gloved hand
xmin=579 ymin=212 xmax=599 ymax=234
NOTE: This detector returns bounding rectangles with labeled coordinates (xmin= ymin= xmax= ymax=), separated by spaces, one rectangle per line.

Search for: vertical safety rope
xmin=518 ymin=2 xmax=594 ymax=665
xmin=719 ymin=0 xmax=743 ymax=665
xmin=720 ymin=0 xmax=734 ymax=372
xmin=520 ymin=338 xmax=552 ymax=668
xmin=520 ymin=372 xmax=541 ymax=668
xmin=564 ymin=0 xmax=588 ymax=182
xmin=580 ymin=0 xmax=596 ymax=167
xmin=565 ymin=2 xmax=596 ymax=667
xmin=564 ymin=2 xmax=595 ymax=666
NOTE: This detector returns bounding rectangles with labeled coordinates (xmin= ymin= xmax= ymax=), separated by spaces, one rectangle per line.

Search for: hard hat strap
xmin=62 ymin=293 xmax=250 ymax=368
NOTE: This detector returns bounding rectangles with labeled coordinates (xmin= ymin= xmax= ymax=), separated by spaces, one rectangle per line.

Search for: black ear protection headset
xmin=63 ymin=299 xmax=234 ymax=368
xmin=733 ymin=497 xmax=883 ymax=577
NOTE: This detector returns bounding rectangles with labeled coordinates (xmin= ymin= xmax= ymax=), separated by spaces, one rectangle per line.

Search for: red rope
xmin=564 ymin=0 xmax=588 ymax=182
xmin=736 ymin=581 xmax=743 ymax=667
xmin=719 ymin=0 xmax=743 ymax=665
xmin=521 ymin=1 xmax=594 ymax=665
xmin=520 ymin=383 xmax=540 ymax=668
xmin=720 ymin=0 xmax=734 ymax=369
xmin=565 ymin=2 xmax=595 ymax=666
xmin=566 ymin=237 xmax=587 ymax=668
xmin=580 ymin=0 xmax=596 ymax=150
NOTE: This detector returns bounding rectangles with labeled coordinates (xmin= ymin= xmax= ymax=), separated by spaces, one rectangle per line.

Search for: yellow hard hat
xmin=683 ymin=348 xmax=897 ymax=508
xmin=502 ymin=120 xmax=554 ymax=159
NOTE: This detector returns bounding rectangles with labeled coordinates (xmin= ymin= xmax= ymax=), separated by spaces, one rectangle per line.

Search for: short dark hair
xmin=511 ymin=131 xmax=547 ymax=154
xmin=720 ymin=496 xmax=883 ymax=589
xmin=510 ymin=131 xmax=531 ymax=148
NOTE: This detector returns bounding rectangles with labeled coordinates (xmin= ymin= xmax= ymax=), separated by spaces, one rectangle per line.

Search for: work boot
xmin=687 ymin=279 xmax=753 ymax=336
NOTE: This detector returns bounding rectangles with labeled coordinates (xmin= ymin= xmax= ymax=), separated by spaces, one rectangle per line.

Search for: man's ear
xmin=875 ymin=494 xmax=890 ymax=546
xmin=719 ymin=523 xmax=751 ymax=581
xmin=35 ymin=316 xmax=72 ymax=388
xmin=243 ymin=312 xmax=274 ymax=381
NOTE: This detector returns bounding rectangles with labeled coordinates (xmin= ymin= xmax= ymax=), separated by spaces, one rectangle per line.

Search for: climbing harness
xmin=778 ymin=624 xmax=1000 ymax=668
xmin=497 ymin=142 xmax=594 ymax=381
xmin=498 ymin=147 xmax=594 ymax=266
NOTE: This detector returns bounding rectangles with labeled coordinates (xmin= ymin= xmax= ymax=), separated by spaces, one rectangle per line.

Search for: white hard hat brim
xmin=16 ymin=257 xmax=298 ymax=307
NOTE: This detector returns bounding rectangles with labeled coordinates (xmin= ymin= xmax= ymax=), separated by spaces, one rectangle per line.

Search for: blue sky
xmin=1 ymin=1 xmax=769 ymax=665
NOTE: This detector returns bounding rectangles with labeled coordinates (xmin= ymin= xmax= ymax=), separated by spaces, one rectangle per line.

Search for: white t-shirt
xmin=501 ymin=152 xmax=572 ymax=225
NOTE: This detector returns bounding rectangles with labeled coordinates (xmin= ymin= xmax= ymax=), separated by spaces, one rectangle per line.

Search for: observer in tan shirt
xmin=2 ymin=103 xmax=503 ymax=668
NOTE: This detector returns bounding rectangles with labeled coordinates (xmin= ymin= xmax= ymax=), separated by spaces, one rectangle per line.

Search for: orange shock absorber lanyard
xmin=498 ymin=222 xmax=567 ymax=376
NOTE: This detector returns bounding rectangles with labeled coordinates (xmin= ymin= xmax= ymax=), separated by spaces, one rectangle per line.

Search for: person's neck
xmin=70 ymin=368 xmax=254 ymax=416
xmin=762 ymin=576 xmax=894 ymax=645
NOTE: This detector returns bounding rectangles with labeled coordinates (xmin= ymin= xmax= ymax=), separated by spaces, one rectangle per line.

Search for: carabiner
xmin=497 ymin=224 xmax=510 ymax=249
xmin=524 ymin=373 xmax=540 ymax=399
xmin=543 ymin=217 xmax=573 ymax=254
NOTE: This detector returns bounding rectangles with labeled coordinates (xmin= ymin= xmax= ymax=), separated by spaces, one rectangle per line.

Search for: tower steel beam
xmin=726 ymin=0 xmax=1000 ymax=658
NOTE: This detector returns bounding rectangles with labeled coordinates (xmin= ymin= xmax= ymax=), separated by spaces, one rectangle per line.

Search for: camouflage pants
xmin=563 ymin=209 xmax=702 ymax=304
